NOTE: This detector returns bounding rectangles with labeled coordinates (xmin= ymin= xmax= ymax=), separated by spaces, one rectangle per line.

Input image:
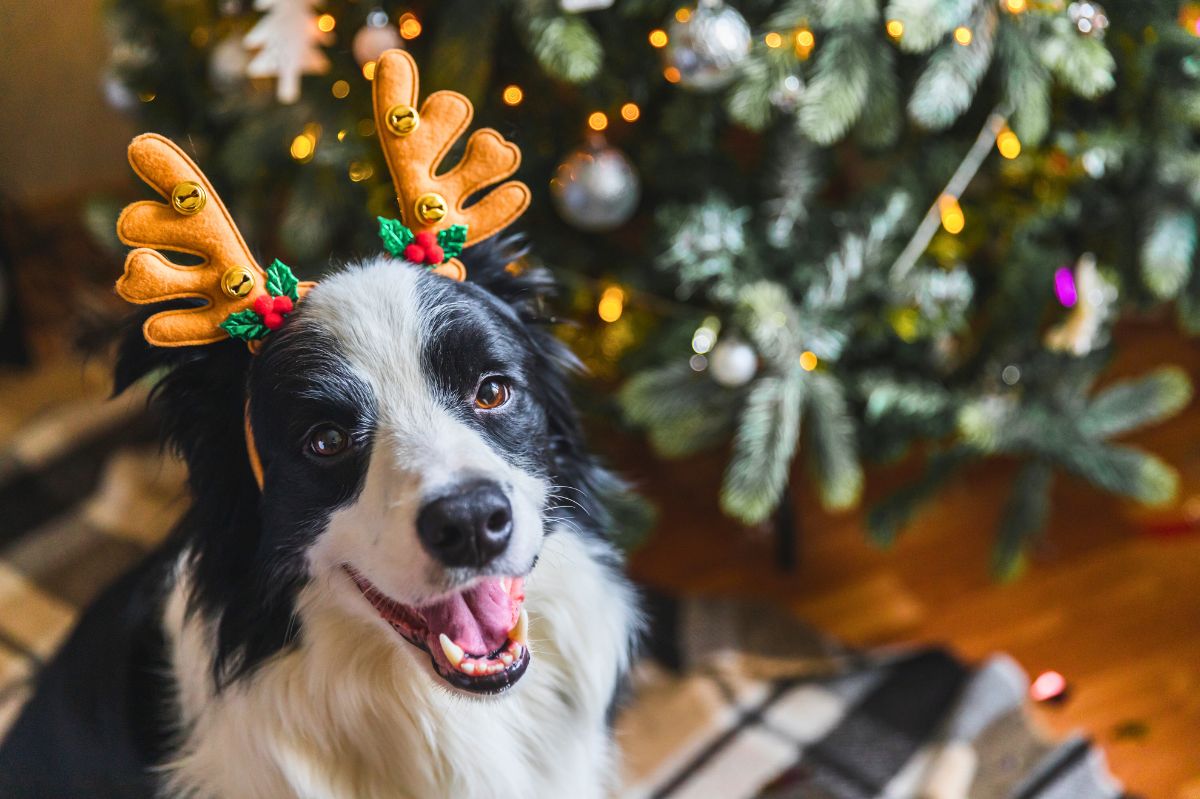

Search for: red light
xmin=1030 ymin=670 xmax=1067 ymax=703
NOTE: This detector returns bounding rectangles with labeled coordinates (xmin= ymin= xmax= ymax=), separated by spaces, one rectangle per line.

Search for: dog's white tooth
xmin=499 ymin=651 xmax=514 ymax=666
xmin=461 ymin=660 xmax=477 ymax=675
xmin=438 ymin=634 xmax=465 ymax=668
xmin=508 ymin=607 xmax=528 ymax=647
xmin=487 ymin=661 xmax=504 ymax=675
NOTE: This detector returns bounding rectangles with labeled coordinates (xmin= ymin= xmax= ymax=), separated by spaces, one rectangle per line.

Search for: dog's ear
xmin=114 ymin=301 xmax=256 ymax=491
xmin=459 ymin=234 xmax=555 ymax=322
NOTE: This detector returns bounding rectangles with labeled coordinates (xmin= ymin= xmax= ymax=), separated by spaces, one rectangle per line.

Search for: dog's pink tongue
xmin=420 ymin=578 xmax=522 ymax=656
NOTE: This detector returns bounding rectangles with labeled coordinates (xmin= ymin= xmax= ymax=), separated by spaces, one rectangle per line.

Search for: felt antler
xmin=372 ymin=49 xmax=531 ymax=281
xmin=116 ymin=133 xmax=308 ymax=347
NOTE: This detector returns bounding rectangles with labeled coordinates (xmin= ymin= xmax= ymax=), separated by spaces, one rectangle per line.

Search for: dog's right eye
xmin=308 ymin=424 xmax=349 ymax=457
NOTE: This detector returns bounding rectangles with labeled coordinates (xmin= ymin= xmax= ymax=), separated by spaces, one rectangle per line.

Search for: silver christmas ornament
xmin=662 ymin=0 xmax=752 ymax=91
xmin=1067 ymin=2 xmax=1108 ymax=38
xmin=353 ymin=13 xmax=403 ymax=65
xmin=550 ymin=142 xmax=641 ymax=232
xmin=709 ymin=338 xmax=757 ymax=387
xmin=769 ymin=74 xmax=805 ymax=112
xmin=102 ymin=72 xmax=137 ymax=111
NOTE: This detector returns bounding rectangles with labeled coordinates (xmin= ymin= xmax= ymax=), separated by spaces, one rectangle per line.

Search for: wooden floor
xmin=619 ymin=321 xmax=1200 ymax=799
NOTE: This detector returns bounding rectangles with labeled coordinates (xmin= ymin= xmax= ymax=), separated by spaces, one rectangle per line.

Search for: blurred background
xmin=2 ymin=0 xmax=1200 ymax=795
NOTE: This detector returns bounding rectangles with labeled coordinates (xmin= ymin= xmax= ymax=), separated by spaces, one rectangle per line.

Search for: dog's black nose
xmin=416 ymin=480 xmax=513 ymax=568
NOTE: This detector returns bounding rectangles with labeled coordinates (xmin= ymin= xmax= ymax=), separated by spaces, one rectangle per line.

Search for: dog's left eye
xmin=308 ymin=424 xmax=350 ymax=457
xmin=474 ymin=377 xmax=511 ymax=410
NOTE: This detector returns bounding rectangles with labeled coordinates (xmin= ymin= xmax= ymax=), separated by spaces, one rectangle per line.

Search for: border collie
xmin=0 ymin=240 xmax=640 ymax=797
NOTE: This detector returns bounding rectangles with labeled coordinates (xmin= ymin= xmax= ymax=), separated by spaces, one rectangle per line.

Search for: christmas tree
xmin=97 ymin=0 xmax=1200 ymax=575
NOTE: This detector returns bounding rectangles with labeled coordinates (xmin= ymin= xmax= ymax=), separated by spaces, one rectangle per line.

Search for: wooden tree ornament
xmin=371 ymin=49 xmax=531 ymax=281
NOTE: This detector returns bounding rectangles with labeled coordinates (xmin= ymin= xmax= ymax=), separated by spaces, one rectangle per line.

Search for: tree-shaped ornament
xmin=244 ymin=0 xmax=331 ymax=104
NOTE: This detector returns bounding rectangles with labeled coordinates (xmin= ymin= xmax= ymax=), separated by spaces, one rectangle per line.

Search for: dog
xmin=0 ymin=238 xmax=641 ymax=797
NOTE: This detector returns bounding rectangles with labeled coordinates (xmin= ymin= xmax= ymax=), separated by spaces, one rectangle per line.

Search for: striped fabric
xmin=0 ymin=362 xmax=1128 ymax=798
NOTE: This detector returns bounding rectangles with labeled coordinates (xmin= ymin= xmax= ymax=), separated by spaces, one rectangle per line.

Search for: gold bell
xmin=220 ymin=266 xmax=256 ymax=298
xmin=171 ymin=181 xmax=207 ymax=215
xmin=414 ymin=192 xmax=448 ymax=224
xmin=385 ymin=104 xmax=420 ymax=136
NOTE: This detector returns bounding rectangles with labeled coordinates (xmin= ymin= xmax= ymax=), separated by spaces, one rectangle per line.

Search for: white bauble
xmin=662 ymin=0 xmax=751 ymax=91
xmin=209 ymin=34 xmax=251 ymax=90
xmin=353 ymin=21 xmax=402 ymax=65
xmin=709 ymin=338 xmax=757 ymax=387
xmin=550 ymin=142 xmax=641 ymax=232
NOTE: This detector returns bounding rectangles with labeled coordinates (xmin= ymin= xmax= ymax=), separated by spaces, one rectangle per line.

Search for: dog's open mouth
xmin=344 ymin=566 xmax=530 ymax=694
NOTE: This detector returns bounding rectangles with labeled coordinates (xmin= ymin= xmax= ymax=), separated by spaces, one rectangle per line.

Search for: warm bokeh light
xmin=362 ymin=60 xmax=377 ymax=80
xmin=953 ymin=26 xmax=973 ymax=45
xmin=331 ymin=80 xmax=350 ymax=99
xmin=317 ymin=13 xmax=335 ymax=32
xmin=663 ymin=66 xmax=682 ymax=83
xmin=598 ymin=286 xmax=625 ymax=323
xmin=587 ymin=111 xmax=609 ymax=131
xmin=399 ymin=14 xmax=422 ymax=39
xmin=502 ymin=85 xmax=524 ymax=106
xmin=886 ymin=19 xmax=904 ymax=39
xmin=794 ymin=27 xmax=815 ymax=59
xmin=997 ymin=128 xmax=1021 ymax=159
xmin=290 ymin=133 xmax=315 ymax=162
xmin=799 ymin=351 xmax=819 ymax=372
xmin=765 ymin=32 xmax=783 ymax=48
xmin=675 ymin=7 xmax=691 ymax=23
xmin=348 ymin=161 xmax=374 ymax=182
xmin=1030 ymin=670 xmax=1067 ymax=703
xmin=336 ymin=129 xmax=348 ymax=142
xmin=356 ymin=118 xmax=375 ymax=137
xmin=1004 ymin=0 xmax=1028 ymax=13
xmin=620 ymin=102 xmax=640 ymax=122
xmin=938 ymin=195 xmax=965 ymax=234
xmin=648 ymin=29 xmax=668 ymax=48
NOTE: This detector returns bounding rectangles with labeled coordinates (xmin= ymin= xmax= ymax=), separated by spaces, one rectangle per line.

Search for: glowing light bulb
xmin=799 ymin=351 xmax=819 ymax=371
xmin=587 ymin=111 xmax=609 ymax=131
xmin=938 ymin=195 xmax=965 ymax=234
xmin=598 ymin=287 xmax=625 ymax=323
xmin=886 ymin=19 xmax=904 ymax=39
xmin=502 ymin=85 xmax=524 ymax=106
xmin=953 ymin=26 xmax=973 ymax=45
xmin=331 ymin=80 xmax=350 ymax=99
xmin=290 ymin=133 xmax=315 ymax=162
xmin=794 ymin=27 xmax=815 ymax=59
xmin=675 ymin=7 xmax=691 ymax=23
xmin=1004 ymin=0 xmax=1027 ymax=13
xmin=648 ymin=29 xmax=668 ymax=48
xmin=997 ymin=128 xmax=1021 ymax=159
xmin=362 ymin=60 xmax=377 ymax=81
xmin=317 ymin=14 xmax=335 ymax=32
xmin=663 ymin=66 xmax=682 ymax=83
xmin=399 ymin=14 xmax=421 ymax=39
xmin=765 ymin=32 xmax=783 ymax=48
xmin=620 ymin=102 xmax=640 ymax=122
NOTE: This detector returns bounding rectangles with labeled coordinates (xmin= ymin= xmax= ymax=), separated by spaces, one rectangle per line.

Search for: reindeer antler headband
xmin=116 ymin=50 xmax=530 ymax=484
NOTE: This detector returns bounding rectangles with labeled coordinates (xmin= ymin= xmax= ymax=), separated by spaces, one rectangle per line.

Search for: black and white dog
xmin=0 ymin=241 xmax=640 ymax=797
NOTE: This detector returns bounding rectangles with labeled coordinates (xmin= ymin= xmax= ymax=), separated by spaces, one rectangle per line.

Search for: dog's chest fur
xmin=161 ymin=528 xmax=635 ymax=799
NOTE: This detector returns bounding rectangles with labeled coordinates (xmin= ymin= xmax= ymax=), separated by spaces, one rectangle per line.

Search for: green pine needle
xmin=720 ymin=372 xmax=805 ymax=524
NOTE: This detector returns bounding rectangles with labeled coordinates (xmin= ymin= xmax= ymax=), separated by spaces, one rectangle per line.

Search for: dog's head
xmin=116 ymin=239 xmax=620 ymax=696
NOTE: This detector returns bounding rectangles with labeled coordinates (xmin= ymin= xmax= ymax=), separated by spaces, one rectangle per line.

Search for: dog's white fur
xmin=157 ymin=262 xmax=638 ymax=798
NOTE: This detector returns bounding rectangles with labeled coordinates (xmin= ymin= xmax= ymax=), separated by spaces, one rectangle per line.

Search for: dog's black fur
xmin=0 ymin=239 xmax=625 ymax=797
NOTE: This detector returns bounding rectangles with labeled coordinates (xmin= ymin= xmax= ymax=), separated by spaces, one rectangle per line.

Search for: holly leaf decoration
xmin=437 ymin=224 xmax=469 ymax=261
xmin=220 ymin=309 xmax=269 ymax=342
xmin=378 ymin=216 xmax=415 ymax=257
xmin=266 ymin=259 xmax=300 ymax=301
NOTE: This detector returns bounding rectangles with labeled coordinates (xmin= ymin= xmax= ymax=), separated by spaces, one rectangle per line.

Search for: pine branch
xmin=908 ymin=5 xmax=998 ymax=131
xmin=1078 ymin=367 xmax=1193 ymax=438
xmin=805 ymin=372 xmax=864 ymax=510
xmin=720 ymin=371 xmax=805 ymax=524
xmin=1141 ymin=208 xmax=1197 ymax=300
xmin=798 ymin=30 xmax=873 ymax=145
xmin=884 ymin=0 xmax=979 ymax=53
xmin=1040 ymin=16 xmax=1115 ymax=99
xmin=1055 ymin=441 xmax=1178 ymax=506
xmin=992 ymin=459 xmax=1052 ymax=580
xmin=619 ymin=362 xmax=741 ymax=456
xmin=518 ymin=3 xmax=602 ymax=84
xmin=998 ymin=19 xmax=1051 ymax=145
xmin=867 ymin=446 xmax=974 ymax=546
xmin=855 ymin=40 xmax=902 ymax=148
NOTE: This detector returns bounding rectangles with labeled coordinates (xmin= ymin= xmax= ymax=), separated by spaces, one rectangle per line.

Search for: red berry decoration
xmin=254 ymin=295 xmax=273 ymax=316
xmin=426 ymin=244 xmax=445 ymax=264
xmin=272 ymin=296 xmax=294 ymax=314
xmin=414 ymin=231 xmax=436 ymax=248
xmin=404 ymin=243 xmax=426 ymax=263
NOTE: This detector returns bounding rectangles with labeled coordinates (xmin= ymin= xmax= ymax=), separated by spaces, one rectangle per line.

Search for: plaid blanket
xmin=0 ymin=362 xmax=1129 ymax=798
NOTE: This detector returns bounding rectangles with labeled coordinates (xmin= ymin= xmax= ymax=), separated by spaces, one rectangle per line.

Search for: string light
xmin=331 ymin=80 xmax=350 ymax=99
xmin=938 ymin=194 xmax=965 ymax=234
xmin=317 ymin=13 xmax=336 ymax=32
xmin=953 ymin=26 xmax=973 ymax=45
xmin=996 ymin=127 xmax=1021 ymax=159
xmin=1003 ymin=0 xmax=1028 ymax=13
xmin=620 ymin=102 xmax=640 ymax=122
xmin=1030 ymin=670 xmax=1068 ymax=703
xmin=348 ymin=161 xmax=374 ymax=182
xmin=799 ymin=351 xmax=819 ymax=371
xmin=765 ymin=31 xmax=783 ymax=48
xmin=587 ymin=111 xmax=609 ymax=131
xmin=336 ymin=129 xmax=348 ymax=142
xmin=290 ymin=132 xmax=316 ymax=163
xmin=691 ymin=317 xmax=721 ymax=354
xmin=138 ymin=91 xmax=156 ymax=103
xmin=1180 ymin=4 xmax=1200 ymax=35
xmin=794 ymin=27 xmax=815 ymax=59
xmin=502 ymin=85 xmax=524 ymax=106
xmin=674 ymin=7 xmax=691 ymax=23
xmin=598 ymin=286 xmax=625 ymax=323
xmin=399 ymin=13 xmax=422 ymax=39
xmin=648 ymin=29 xmax=669 ymax=47
xmin=663 ymin=66 xmax=682 ymax=83
xmin=362 ymin=60 xmax=377 ymax=80
xmin=886 ymin=19 xmax=904 ymax=40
